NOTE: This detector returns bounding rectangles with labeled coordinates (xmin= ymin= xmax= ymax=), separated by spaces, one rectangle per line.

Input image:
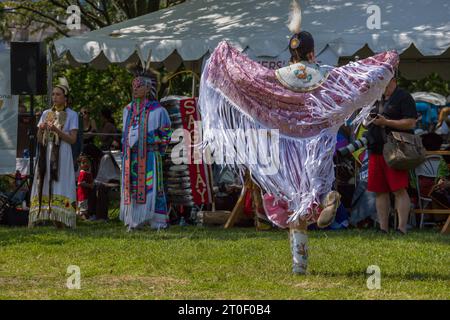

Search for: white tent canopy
xmin=54 ymin=0 xmax=450 ymax=77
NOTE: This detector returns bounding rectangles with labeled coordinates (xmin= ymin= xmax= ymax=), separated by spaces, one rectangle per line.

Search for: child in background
xmin=77 ymin=154 xmax=94 ymax=220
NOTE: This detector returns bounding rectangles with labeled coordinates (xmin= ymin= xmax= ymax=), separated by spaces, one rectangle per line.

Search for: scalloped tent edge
xmin=53 ymin=0 xmax=450 ymax=79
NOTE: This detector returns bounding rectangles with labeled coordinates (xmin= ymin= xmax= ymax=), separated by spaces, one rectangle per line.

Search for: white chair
xmin=414 ymin=155 xmax=443 ymax=228
xmin=95 ymin=152 xmax=121 ymax=218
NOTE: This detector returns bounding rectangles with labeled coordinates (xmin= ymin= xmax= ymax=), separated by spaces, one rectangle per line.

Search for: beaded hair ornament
xmin=127 ymin=53 xmax=160 ymax=99
xmin=288 ymin=0 xmax=302 ymax=50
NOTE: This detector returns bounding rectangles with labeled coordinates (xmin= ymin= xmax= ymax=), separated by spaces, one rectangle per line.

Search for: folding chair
xmin=95 ymin=152 xmax=121 ymax=218
xmin=414 ymin=155 xmax=446 ymax=229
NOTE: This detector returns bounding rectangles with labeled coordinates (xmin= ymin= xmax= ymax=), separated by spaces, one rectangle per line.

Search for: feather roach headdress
xmin=55 ymin=76 xmax=70 ymax=96
xmin=288 ymin=0 xmax=302 ymax=35
xmin=287 ymin=0 xmax=314 ymax=61
xmin=126 ymin=52 xmax=160 ymax=99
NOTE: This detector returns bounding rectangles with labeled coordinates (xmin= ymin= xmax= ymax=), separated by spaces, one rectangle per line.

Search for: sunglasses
xmin=80 ymin=111 xmax=89 ymax=115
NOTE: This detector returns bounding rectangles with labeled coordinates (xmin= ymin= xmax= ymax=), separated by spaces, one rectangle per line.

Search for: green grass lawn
xmin=0 ymin=219 xmax=448 ymax=300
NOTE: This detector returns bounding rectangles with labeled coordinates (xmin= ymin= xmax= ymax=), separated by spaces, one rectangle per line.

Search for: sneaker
xmin=317 ymin=191 xmax=341 ymax=229
xmin=179 ymin=217 xmax=188 ymax=227
xmin=150 ymin=223 xmax=168 ymax=230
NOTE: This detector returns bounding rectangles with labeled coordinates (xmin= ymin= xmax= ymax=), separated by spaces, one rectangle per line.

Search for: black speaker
xmin=10 ymin=42 xmax=47 ymax=95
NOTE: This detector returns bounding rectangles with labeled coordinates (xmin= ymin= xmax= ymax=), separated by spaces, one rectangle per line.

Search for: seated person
xmin=429 ymin=178 xmax=450 ymax=209
xmin=410 ymin=132 xmax=448 ymax=197
xmin=90 ymin=153 xmax=121 ymax=222
xmin=437 ymin=106 xmax=450 ymax=128
xmin=415 ymin=101 xmax=438 ymax=131
xmin=99 ymin=108 xmax=119 ymax=151
xmin=411 ymin=133 xmax=450 ymax=226
xmin=80 ymin=107 xmax=97 ymax=145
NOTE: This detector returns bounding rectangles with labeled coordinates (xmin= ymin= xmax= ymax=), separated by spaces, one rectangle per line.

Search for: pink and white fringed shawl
xmin=199 ymin=41 xmax=398 ymax=225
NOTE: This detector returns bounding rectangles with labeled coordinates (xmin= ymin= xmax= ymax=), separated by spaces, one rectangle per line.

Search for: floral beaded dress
xmin=29 ymin=108 xmax=78 ymax=228
xmin=120 ymin=99 xmax=172 ymax=230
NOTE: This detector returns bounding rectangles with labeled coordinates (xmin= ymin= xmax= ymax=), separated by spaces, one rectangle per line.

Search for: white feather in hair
xmin=144 ymin=49 xmax=152 ymax=72
xmin=56 ymin=76 xmax=70 ymax=95
xmin=126 ymin=54 xmax=160 ymax=99
xmin=288 ymin=0 xmax=302 ymax=34
xmin=58 ymin=77 xmax=69 ymax=90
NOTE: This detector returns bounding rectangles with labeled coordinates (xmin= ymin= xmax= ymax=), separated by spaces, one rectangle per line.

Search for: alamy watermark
xmin=66 ymin=265 xmax=81 ymax=289
xmin=366 ymin=5 xmax=381 ymax=30
xmin=169 ymin=121 xmax=281 ymax=176
xmin=66 ymin=5 xmax=81 ymax=30
xmin=366 ymin=265 xmax=381 ymax=290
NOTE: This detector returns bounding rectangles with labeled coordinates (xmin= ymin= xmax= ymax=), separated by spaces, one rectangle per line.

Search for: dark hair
xmin=53 ymin=86 xmax=72 ymax=106
xmin=101 ymin=108 xmax=115 ymax=125
xmin=289 ymin=31 xmax=315 ymax=63
xmin=77 ymin=152 xmax=92 ymax=165
xmin=421 ymin=133 xmax=443 ymax=151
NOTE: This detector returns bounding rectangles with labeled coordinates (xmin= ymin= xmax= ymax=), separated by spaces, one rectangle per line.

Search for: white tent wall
xmin=397 ymin=47 xmax=450 ymax=81
xmin=0 ymin=40 xmax=8 ymax=52
xmin=0 ymin=49 xmax=19 ymax=175
xmin=54 ymin=0 xmax=450 ymax=79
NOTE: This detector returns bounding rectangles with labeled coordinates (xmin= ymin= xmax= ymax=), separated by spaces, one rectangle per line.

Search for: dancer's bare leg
xmin=289 ymin=219 xmax=308 ymax=275
xmin=437 ymin=107 xmax=450 ymax=127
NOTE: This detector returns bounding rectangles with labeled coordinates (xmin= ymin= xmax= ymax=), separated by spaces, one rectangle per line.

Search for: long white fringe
xmin=198 ymin=50 xmax=393 ymax=223
xmin=199 ymin=77 xmax=339 ymax=223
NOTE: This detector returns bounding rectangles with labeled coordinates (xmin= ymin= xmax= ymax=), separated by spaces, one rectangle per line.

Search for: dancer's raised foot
xmin=317 ymin=191 xmax=341 ymax=228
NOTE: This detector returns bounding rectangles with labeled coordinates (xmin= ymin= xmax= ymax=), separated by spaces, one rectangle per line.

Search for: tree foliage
xmin=0 ymin=0 xmax=185 ymax=40
xmin=398 ymin=73 xmax=450 ymax=98
xmin=60 ymin=64 xmax=133 ymax=128
xmin=2 ymin=0 xmax=193 ymax=129
xmin=49 ymin=62 xmax=196 ymax=130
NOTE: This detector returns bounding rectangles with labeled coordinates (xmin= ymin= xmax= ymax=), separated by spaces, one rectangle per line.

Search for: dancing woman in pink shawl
xmin=199 ymin=1 xmax=398 ymax=274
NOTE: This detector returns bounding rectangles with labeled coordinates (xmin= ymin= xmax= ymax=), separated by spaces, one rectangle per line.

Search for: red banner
xmin=179 ymin=98 xmax=212 ymax=205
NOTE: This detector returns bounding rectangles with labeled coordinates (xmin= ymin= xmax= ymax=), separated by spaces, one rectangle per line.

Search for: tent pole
xmin=28 ymin=95 xmax=35 ymax=181
xmin=191 ymin=74 xmax=196 ymax=98
xmin=47 ymin=44 xmax=53 ymax=109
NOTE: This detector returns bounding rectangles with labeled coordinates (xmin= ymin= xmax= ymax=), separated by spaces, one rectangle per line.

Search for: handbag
xmin=376 ymin=96 xmax=426 ymax=171
xmin=383 ymin=131 xmax=426 ymax=170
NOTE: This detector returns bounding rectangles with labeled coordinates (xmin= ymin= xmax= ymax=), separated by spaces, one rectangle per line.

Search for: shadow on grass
xmin=312 ymin=227 xmax=450 ymax=244
xmin=0 ymin=220 xmax=287 ymax=246
xmin=0 ymin=220 xmax=448 ymax=246
xmin=306 ymin=270 xmax=450 ymax=282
